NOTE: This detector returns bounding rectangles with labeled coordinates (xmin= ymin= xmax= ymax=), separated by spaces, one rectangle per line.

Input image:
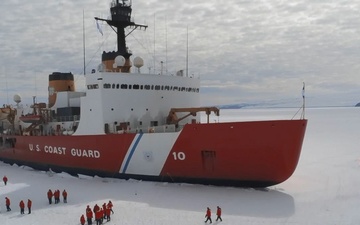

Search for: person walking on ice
xmin=205 ymin=207 xmax=212 ymax=223
xmin=86 ymin=205 xmax=93 ymax=225
xmin=80 ymin=214 xmax=86 ymax=225
xmin=3 ymin=176 xmax=8 ymax=185
xmin=19 ymin=200 xmax=25 ymax=214
xmin=5 ymin=197 xmax=11 ymax=211
xmin=47 ymin=189 xmax=53 ymax=204
xmin=216 ymin=206 xmax=222 ymax=222
xmin=62 ymin=189 xmax=67 ymax=203
xmin=27 ymin=199 xmax=32 ymax=214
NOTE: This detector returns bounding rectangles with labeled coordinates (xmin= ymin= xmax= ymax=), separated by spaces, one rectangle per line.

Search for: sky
xmin=1 ymin=107 xmax=360 ymax=225
xmin=1 ymin=0 xmax=360 ymax=107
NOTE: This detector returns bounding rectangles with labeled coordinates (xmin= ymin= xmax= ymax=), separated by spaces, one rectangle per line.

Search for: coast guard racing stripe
xmin=119 ymin=131 xmax=181 ymax=176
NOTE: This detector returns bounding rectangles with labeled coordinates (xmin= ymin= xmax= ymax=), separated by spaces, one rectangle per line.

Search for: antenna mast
xmin=95 ymin=0 xmax=147 ymax=73
xmin=83 ymin=9 xmax=86 ymax=75
xmin=186 ymin=26 xmax=189 ymax=77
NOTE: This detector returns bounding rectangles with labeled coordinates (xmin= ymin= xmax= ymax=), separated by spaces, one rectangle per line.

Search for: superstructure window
xmin=87 ymin=84 xmax=99 ymax=89
xmin=150 ymin=121 xmax=158 ymax=126
xmin=101 ymin=82 xmax=198 ymax=93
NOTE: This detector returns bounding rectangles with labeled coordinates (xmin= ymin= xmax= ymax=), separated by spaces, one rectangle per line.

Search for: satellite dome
xmin=133 ymin=56 xmax=144 ymax=68
xmin=114 ymin=55 xmax=125 ymax=67
xmin=13 ymin=94 xmax=21 ymax=104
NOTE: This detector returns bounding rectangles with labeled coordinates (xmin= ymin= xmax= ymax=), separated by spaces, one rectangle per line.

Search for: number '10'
xmin=172 ymin=152 xmax=186 ymax=160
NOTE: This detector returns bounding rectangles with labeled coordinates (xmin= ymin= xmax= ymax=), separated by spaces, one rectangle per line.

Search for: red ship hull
xmin=0 ymin=119 xmax=307 ymax=187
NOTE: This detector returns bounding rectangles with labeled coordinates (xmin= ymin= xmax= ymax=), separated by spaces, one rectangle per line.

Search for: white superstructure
xmin=74 ymin=71 xmax=200 ymax=135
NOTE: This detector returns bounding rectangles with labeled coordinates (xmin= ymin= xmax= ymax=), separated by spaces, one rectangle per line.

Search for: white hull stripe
xmin=119 ymin=131 xmax=182 ymax=176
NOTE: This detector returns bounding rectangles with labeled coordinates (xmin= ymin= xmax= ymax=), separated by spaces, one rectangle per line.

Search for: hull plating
xmin=0 ymin=119 xmax=307 ymax=187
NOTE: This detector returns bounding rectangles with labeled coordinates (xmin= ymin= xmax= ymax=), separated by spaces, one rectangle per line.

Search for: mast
xmin=95 ymin=0 xmax=147 ymax=72
xmin=83 ymin=10 xmax=86 ymax=75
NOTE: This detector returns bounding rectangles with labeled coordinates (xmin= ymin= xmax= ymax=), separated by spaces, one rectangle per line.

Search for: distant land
xmin=218 ymin=103 xmax=256 ymax=109
xmin=217 ymin=102 xmax=359 ymax=109
xmin=216 ymin=100 xmax=302 ymax=109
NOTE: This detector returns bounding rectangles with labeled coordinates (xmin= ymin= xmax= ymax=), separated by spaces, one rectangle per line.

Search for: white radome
xmin=13 ymin=94 xmax=21 ymax=104
xmin=133 ymin=56 xmax=144 ymax=68
xmin=115 ymin=55 xmax=125 ymax=67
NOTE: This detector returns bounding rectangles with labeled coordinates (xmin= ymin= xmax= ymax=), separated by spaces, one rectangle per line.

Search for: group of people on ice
xmin=205 ymin=206 xmax=222 ymax=223
xmin=3 ymin=174 xmax=221 ymax=224
xmin=19 ymin=199 xmax=32 ymax=214
xmin=47 ymin=189 xmax=67 ymax=204
xmin=81 ymin=201 xmax=114 ymax=225
xmin=2 ymin=176 xmax=33 ymax=215
xmin=2 ymin=175 xmax=70 ymax=215
xmin=3 ymin=197 xmax=32 ymax=214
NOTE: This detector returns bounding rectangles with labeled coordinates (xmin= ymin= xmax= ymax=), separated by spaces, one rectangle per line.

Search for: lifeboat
xmin=19 ymin=114 xmax=43 ymax=123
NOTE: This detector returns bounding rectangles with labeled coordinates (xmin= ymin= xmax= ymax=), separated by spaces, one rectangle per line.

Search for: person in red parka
xmin=95 ymin=209 xmax=102 ymax=225
xmin=54 ymin=189 xmax=60 ymax=204
xmin=27 ymin=199 xmax=32 ymax=214
xmin=5 ymin=197 xmax=11 ymax=211
xmin=102 ymin=203 xmax=107 ymax=220
xmin=105 ymin=206 xmax=111 ymax=222
xmin=47 ymin=189 xmax=53 ymax=204
xmin=93 ymin=204 xmax=99 ymax=213
xmin=80 ymin=214 xmax=86 ymax=225
xmin=62 ymin=189 xmax=67 ymax=203
xmin=216 ymin=206 xmax=222 ymax=222
xmin=205 ymin=207 xmax=212 ymax=223
xmin=86 ymin=205 xmax=93 ymax=225
xmin=19 ymin=200 xmax=25 ymax=214
xmin=3 ymin=176 xmax=8 ymax=185
xmin=107 ymin=200 xmax=114 ymax=214
xmin=100 ymin=208 xmax=104 ymax=224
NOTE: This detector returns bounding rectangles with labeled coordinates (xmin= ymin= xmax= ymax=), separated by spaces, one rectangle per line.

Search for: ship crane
xmin=166 ymin=107 xmax=220 ymax=125
xmin=0 ymin=106 xmax=16 ymax=125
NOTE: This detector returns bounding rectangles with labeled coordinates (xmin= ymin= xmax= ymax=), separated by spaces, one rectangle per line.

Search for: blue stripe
xmin=122 ymin=133 xmax=143 ymax=173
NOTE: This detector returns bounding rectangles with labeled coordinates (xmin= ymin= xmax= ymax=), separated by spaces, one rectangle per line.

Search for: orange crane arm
xmin=166 ymin=107 xmax=220 ymax=125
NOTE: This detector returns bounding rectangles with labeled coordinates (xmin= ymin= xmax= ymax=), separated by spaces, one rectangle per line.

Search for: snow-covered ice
xmin=1 ymin=107 xmax=359 ymax=225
